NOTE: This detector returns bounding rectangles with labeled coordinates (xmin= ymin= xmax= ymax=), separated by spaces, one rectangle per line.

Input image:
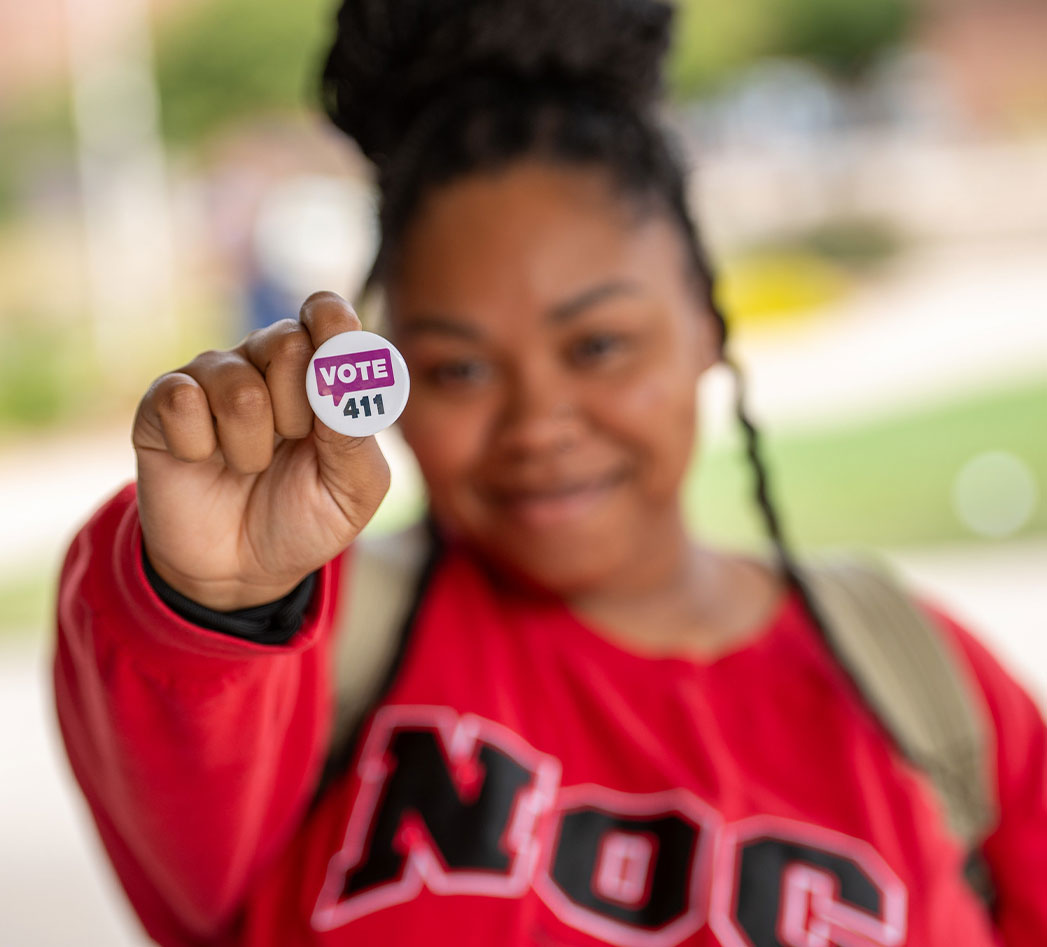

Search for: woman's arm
xmin=53 ymin=485 xmax=345 ymax=945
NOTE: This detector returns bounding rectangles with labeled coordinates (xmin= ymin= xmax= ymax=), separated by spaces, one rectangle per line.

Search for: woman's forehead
xmin=387 ymin=161 xmax=684 ymax=316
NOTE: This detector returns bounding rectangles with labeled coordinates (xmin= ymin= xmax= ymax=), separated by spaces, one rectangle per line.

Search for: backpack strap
xmin=326 ymin=523 xmax=432 ymax=768
xmin=794 ymin=548 xmax=997 ymax=903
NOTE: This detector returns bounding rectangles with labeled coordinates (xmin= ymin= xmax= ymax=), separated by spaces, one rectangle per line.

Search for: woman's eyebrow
xmin=549 ymin=279 xmax=643 ymax=324
xmin=399 ymin=279 xmax=643 ymax=339
xmin=400 ymin=315 xmax=482 ymax=340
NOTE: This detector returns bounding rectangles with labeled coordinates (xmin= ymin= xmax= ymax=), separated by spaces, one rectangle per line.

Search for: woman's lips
xmin=487 ymin=472 xmax=627 ymax=529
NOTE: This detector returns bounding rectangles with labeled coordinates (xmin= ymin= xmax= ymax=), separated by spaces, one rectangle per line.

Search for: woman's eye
xmin=570 ymin=333 xmax=629 ymax=366
xmin=427 ymin=359 xmax=492 ymax=388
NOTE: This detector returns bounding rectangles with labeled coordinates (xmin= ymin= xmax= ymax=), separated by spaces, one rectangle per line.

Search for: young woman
xmin=54 ymin=1 xmax=1046 ymax=944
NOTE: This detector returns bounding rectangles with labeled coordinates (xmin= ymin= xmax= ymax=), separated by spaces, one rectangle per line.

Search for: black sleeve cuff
xmin=141 ymin=542 xmax=317 ymax=645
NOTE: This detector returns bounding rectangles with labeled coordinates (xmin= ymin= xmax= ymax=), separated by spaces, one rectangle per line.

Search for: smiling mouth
xmin=487 ymin=471 xmax=628 ymax=529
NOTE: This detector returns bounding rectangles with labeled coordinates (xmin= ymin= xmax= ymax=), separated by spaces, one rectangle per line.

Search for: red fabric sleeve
xmin=52 ymin=484 xmax=346 ymax=946
xmin=916 ymin=595 xmax=1047 ymax=943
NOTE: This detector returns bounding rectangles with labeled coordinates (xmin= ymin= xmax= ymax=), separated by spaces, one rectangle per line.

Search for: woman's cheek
xmin=400 ymin=398 xmax=489 ymax=484
xmin=604 ymin=363 xmax=694 ymax=438
xmin=605 ymin=369 xmax=697 ymax=488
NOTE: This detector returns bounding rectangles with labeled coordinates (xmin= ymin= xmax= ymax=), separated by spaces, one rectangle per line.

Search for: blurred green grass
xmin=0 ymin=565 xmax=55 ymax=640
xmin=687 ymin=377 xmax=1047 ymax=551
xmin=4 ymin=376 xmax=1043 ymax=639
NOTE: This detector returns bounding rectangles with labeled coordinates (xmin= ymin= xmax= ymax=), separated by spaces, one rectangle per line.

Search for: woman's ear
xmin=695 ymin=307 xmax=723 ymax=376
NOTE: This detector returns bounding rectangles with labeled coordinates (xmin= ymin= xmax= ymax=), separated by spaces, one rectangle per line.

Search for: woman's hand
xmin=132 ymin=292 xmax=391 ymax=610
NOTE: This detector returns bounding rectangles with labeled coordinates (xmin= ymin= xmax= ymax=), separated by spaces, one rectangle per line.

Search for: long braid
xmin=657 ymin=165 xmax=828 ymax=622
xmin=725 ymin=355 xmax=799 ymax=578
xmin=723 ymin=347 xmax=832 ymax=636
xmin=721 ymin=338 xmax=842 ymax=639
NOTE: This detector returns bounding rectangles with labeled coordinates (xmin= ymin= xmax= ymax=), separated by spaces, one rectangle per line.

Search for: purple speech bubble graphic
xmin=313 ymin=348 xmax=396 ymax=404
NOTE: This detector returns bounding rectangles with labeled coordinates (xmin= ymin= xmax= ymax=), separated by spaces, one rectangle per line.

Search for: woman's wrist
xmin=141 ymin=541 xmax=318 ymax=644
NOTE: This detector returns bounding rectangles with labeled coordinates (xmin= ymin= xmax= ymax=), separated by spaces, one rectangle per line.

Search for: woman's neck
xmin=568 ymin=523 xmax=788 ymax=660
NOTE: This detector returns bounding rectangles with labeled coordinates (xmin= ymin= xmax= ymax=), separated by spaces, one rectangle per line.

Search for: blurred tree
xmin=668 ymin=0 xmax=772 ymax=97
xmin=153 ymin=0 xmax=332 ymax=142
xmin=0 ymin=93 xmax=74 ymax=224
xmin=772 ymin=0 xmax=913 ymax=82
xmin=669 ymin=0 xmax=915 ymax=96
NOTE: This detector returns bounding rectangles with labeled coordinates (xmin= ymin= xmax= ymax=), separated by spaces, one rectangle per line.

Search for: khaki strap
xmin=329 ymin=523 xmax=431 ymax=752
xmin=796 ymin=548 xmax=997 ymax=851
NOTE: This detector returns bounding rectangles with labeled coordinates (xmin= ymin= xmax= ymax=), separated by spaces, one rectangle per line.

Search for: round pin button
xmin=305 ymin=330 xmax=410 ymax=436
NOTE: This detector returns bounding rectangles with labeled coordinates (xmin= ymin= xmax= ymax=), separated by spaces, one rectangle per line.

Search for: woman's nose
xmin=494 ymin=363 xmax=582 ymax=459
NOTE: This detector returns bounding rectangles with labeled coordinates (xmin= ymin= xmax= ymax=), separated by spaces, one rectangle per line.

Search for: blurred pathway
xmin=0 ymin=634 xmax=147 ymax=946
xmin=0 ymin=427 xmax=135 ymax=574
xmin=698 ymin=240 xmax=1047 ymax=438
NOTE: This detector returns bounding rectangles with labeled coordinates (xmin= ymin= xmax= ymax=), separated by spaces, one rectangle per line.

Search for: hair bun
xmin=321 ymin=0 xmax=674 ymax=166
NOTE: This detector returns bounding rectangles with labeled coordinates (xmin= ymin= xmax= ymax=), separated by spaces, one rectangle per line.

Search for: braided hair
xmin=319 ymin=0 xmax=826 ymax=619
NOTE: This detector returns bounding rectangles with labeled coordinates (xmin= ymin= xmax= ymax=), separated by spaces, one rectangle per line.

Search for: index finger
xmin=299 ymin=291 xmax=363 ymax=349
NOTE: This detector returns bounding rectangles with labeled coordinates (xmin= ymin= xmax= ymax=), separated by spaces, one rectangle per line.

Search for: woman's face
xmin=388 ymin=159 xmax=721 ymax=595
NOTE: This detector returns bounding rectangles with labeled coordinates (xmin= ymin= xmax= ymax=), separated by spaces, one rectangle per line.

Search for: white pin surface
xmin=306 ymin=330 xmax=410 ymax=436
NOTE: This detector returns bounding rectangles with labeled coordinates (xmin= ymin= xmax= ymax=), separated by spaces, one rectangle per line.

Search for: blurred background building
xmin=1 ymin=0 xmax=1045 ymax=942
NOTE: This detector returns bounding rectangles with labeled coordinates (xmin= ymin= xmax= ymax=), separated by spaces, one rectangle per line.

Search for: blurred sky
xmin=1 ymin=1 xmax=1046 ymax=943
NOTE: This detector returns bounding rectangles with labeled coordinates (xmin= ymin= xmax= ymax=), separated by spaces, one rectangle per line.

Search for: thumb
xmin=312 ymin=420 xmax=392 ymax=536
xmin=297 ymin=290 xmax=397 ymax=531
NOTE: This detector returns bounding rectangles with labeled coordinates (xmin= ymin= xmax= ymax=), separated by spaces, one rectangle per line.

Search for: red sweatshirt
xmin=54 ymin=485 xmax=1047 ymax=946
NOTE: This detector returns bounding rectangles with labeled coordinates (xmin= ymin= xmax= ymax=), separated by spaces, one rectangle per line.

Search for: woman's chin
xmin=476 ymin=525 xmax=631 ymax=598
xmin=432 ymin=485 xmax=646 ymax=596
